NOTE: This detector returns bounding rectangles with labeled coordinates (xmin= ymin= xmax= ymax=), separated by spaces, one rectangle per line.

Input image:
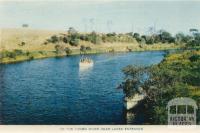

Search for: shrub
xmin=0 ymin=50 xmax=24 ymax=58
xmin=189 ymin=54 xmax=200 ymax=62
xmin=55 ymin=45 xmax=65 ymax=54
xmin=43 ymin=41 xmax=48 ymax=45
xmin=69 ymin=38 xmax=79 ymax=46
xmin=65 ymin=47 xmax=72 ymax=55
xmin=63 ymin=36 xmax=69 ymax=43
xmin=18 ymin=42 xmax=26 ymax=46
xmin=7 ymin=52 xmax=16 ymax=58
xmin=68 ymin=27 xmax=77 ymax=35
xmin=49 ymin=35 xmax=59 ymax=43
xmin=86 ymin=46 xmax=92 ymax=51
xmin=13 ymin=49 xmax=23 ymax=56
xmin=80 ymin=45 xmax=86 ymax=52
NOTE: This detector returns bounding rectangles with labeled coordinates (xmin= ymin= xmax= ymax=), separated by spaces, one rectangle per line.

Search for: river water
xmin=0 ymin=51 xmax=165 ymax=124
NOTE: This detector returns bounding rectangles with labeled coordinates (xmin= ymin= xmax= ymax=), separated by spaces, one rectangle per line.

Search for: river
xmin=0 ymin=51 xmax=165 ymax=124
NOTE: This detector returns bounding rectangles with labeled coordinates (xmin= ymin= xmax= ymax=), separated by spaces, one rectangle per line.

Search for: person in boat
xmin=80 ymin=57 xmax=92 ymax=63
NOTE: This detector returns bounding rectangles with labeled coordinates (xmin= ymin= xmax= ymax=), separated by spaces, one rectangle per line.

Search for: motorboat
xmin=79 ymin=57 xmax=94 ymax=67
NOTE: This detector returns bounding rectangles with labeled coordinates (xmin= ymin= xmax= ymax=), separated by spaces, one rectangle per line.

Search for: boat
xmin=79 ymin=57 xmax=94 ymax=67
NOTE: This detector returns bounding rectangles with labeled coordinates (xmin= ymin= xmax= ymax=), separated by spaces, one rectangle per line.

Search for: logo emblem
xmin=167 ymin=97 xmax=198 ymax=125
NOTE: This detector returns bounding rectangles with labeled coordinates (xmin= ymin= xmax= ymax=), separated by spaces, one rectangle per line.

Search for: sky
xmin=0 ymin=0 xmax=200 ymax=34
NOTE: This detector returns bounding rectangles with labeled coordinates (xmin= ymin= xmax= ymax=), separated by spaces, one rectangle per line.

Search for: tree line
xmin=46 ymin=27 xmax=200 ymax=47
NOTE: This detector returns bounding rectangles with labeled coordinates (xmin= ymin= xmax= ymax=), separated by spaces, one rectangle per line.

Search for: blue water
xmin=0 ymin=51 xmax=165 ymax=124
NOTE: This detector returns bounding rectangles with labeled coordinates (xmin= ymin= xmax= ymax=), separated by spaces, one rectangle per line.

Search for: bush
xmin=63 ymin=36 xmax=69 ymax=43
xmin=68 ymin=27 xmax=77 ymax=35
xmin=189 ymin=54 xmax=200 ymax=62
xmin=79 ymin=34 xmax=87 ymax=41
xmin=86 ymin=46 xmax=92 ymax=51
xmin=48 ymin=35 xmax=59 ymax=43
xmin=43 ymin=41 xmax=48 ymax=45
xmin=55 ymin=45 xmax=65 ymax=54
xmin=65 ymin=47 xmax=72 ymax=55
xmin=7 ymin=52 xmax=16 ymax=58
xmin=69 ymin=38 xmax=79 ymax=46
xmin=13 ymin=49 xmax=24 ymax=56
xmin=80 ymin=45 xmax=86 ymax=53
xmin=18 ymin=42 xmax=26 ymax=46
xmin=0 ymin=49 xmax=25 ymax=59
xmin=89 ymin=32 xmax=102 ymax=44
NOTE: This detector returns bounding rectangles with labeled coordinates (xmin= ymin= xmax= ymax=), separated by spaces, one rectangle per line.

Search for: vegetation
xmin=65 ymin=47 xmax=72 ymax=56
xmin=1 ymin=27 xmax=200 ymax=64
xmin=45 ymin=28 xmax=200 ymax=49
xmin=120 ymin=50 xmax=200 ymax=124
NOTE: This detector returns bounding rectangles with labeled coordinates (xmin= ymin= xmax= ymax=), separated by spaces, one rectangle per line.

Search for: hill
xmin=0 ymin=28 xmax=180 ymax=64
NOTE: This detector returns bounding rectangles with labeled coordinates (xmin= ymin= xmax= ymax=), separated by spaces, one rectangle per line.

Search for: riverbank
xmin=120 ymin=49 xmax=200 ymax=124
xmin=0 ymin=28 xmax=183 ymax=64
xmin=0 ymin=45 xmax=182 ymax=64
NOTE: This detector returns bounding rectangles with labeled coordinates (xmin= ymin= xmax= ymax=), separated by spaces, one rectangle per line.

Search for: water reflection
xmin=0 ymin=51 xmax=164 ymax=124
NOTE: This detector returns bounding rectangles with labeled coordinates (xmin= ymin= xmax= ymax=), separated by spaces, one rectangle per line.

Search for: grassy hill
xmin=0 ymin=28 xmax=181 ymax=64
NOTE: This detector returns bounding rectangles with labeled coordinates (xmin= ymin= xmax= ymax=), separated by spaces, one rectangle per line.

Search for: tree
xmin=189 ymin=28 xmax=199 ymax=36
xmin=90 ymin=31 xmax=102 ymax=44
xmin=65 ymin=47 xmax=72 ymax=55
xmin=68 ymin=27 xmax=77 ymax=35
xmin=186 ymin=33 xmax=200 ymax=47
xmin=86 ymin=46 xmax=92 ymax=51
xmin=120 ymin=50 xmax=200 ymax=124
xmin=13 ymin=49 xmax=23 ymax=56
xmin=133 ymin=33 xmax=141 ymax=42
xmin=54 ymin=45 xmax=65 ymax=54
xmin=67 ymin=27 xmax=80 ymax=46
xmin=18 ymin=41 xmax=26 ymax=46
xmin=145 ymin=36 xmax=154 ymax=45
xmin=69 ymin=38 xmax=79 ymax=46
xmin=80 ymin=45 xmax=87 ymax=54
xmin=50 ymin=35 xmax=59 ymax=43
xmin=159 ymin=30 xmax=175 ymax=43
xmin=119 ymin=65 xmax=148 ymax=98
xmin=63 ymin=36 xmax=69 ymax=43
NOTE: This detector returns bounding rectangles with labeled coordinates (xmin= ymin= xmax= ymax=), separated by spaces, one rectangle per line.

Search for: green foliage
xmin=80 ymin=45 xmax=87 ymax=54
xmin=159 ymin=30 xmax=174 ymax=43
xmin=120 ymin=66 xmax=148 ymax=98
xmin=18 ymin=41 xmax=26 ymax=46
xmin=50 ymin=35 xmax=59 ymax=43
xmin=65 ymin=47 xmax=72 ymax=55
xmin=189 ymin=54 xmax=200 ymax=62
xmin=133 ymin=30 xmax=176 ymax=44
xmin=43 ymin=41 xmax=48 ymax=45
xmin=63 ymin=36 xmax=69 ymax=43
xmin=68 ymin=27 xmax=77 ymax=35
xmin=0 ymin=49 xmax=25 ymax=59
xmin=80 ymin=45 xmax=92 ymax=54
xmin=54 ymin=45 xmax=65 ymax=54
xmin=145 ymin=36 xmax=154 ymax=45
xmin=90 ymin=32 xmax=102 ymax=44
xmin=86 ymin=46 xmax=92 ymax=51
xmin=13 ymin=49 xmax=23 ymax=56
xmin=45 ymin=27 xmax=200 ymax=49
xmin=186 ymin=38 xmax=200 ymax=47
xmin=69 ymin=38 xmax=79 ymax=46
xmin=120 ymin=50 xmax=200 ymax=124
